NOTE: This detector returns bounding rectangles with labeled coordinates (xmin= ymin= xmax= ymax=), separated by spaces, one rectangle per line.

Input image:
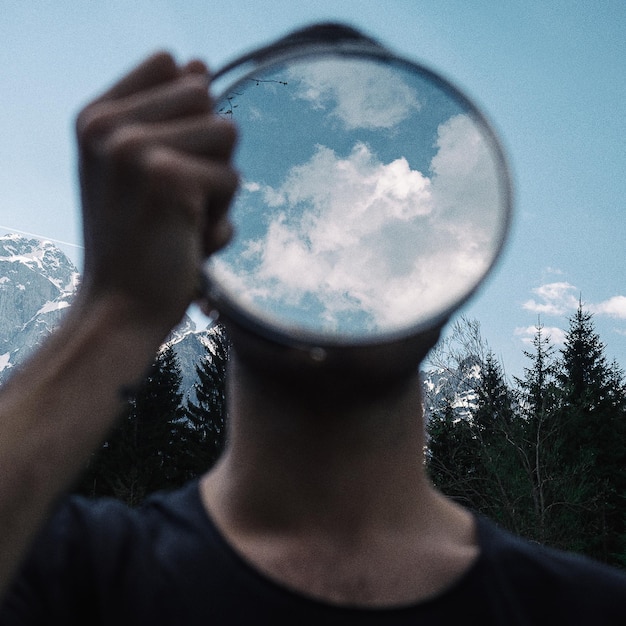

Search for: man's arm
xmin=0 ymin=52 xmax=238 ymax=596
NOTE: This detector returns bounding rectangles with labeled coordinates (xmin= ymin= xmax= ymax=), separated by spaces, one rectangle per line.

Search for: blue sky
xmin=1 ymin=1 xmax=625 ymax=378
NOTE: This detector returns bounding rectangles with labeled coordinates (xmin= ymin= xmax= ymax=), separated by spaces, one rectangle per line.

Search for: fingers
xmin=77 ymin=73 xmax=213 ymax=146
xmin=77 ymin=52 xmax=216 ymax=145
xmin=90 ymin=112 xmax=239 ymax=228
xmin=77 ymin=53 xmax=237 ymax=170
xmin=77 ymin=52 xmax=239 ymax=234
xmin=145 ymin=146 xmax=239 ymax=216
xmin=95 ymin=51 xmax=179 ymax=103
xmin=101 ymin=114 xmax=238 ymax=166
xmin=182 ymin=58 xmax=210 ymax=76
xmin=140 ymin=144 xmax=238 ymax=256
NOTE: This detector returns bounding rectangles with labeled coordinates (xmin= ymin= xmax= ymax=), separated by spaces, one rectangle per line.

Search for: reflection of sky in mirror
xmin=207 ymin=54 xmax=505 ymax=338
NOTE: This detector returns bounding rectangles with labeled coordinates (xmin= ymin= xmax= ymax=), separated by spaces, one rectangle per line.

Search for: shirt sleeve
xmin=0 ymin=495 xmax=156 ymax=626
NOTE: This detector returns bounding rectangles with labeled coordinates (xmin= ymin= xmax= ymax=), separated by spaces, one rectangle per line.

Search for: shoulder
xmin=52 ymin=479 xmax=209 ymax=574
xmin=0 ymin=481 xmax=206 ymax=624
xmin=46 ymin=478 xmax=207 ymax=546
xmin=475 ymin=516 xmax=626 ymax=621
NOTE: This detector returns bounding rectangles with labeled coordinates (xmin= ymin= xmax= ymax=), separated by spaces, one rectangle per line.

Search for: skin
xmin=0 ymin=52 xmax=477 ymax=608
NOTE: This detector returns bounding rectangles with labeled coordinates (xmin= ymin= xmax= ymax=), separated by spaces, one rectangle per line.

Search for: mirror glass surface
xmin=204 ymin=51 xmax=510 ymax=343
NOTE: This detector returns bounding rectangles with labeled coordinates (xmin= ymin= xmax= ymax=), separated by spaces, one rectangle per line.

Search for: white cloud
xmin=212 ymin=112 xmax=504 ymax=337
xmin=243 ymin=181 xmax=261 ymax=193
xmin=546 ymin=327 xmax=568 ymax=345
xmin=523 ymin=282 xmax=579 ymax=316
xmin=589 ymin=296 xmax=626 ymax=319
xmin=288 ymin=58 xmax=421 ymax=131
xmin=534 ymin=282 xmax=576 ymax=302
xmin=514 ymin=325 xmax=566 ymax=346
xmin=544 ymin=266 xmax=564 ymax=276
xmin=430 ymin=114 xmax=502 ymax=236
xmin=523 ymin=282 xmax=626 ymax=324
xmin=523 ymin=300 xmax=566 ymax=316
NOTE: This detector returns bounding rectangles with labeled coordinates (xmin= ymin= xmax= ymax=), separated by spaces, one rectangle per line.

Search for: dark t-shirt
xmin=2 ymin=479 xmax=626 ymax=625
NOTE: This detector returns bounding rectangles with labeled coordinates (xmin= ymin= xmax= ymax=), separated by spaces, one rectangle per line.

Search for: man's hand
xmin=0 ymin=53 xmax=238 ymax=598
xmin=76 ymin=52 xmax=238 ymax=334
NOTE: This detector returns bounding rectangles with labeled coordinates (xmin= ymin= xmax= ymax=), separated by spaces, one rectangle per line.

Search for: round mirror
xmin=203 ymin=27 xmax=512 ymax=349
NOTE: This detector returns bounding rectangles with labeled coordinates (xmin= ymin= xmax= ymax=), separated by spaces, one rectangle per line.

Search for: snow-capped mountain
xmin=166 ymin=316 xmax=224 ymax=401
xmin=422 ymin=354 xmax=482 ymax=421
xmin=0 ymin=234 xmax=80 ymax=380
xmin=0 ymin=234 xmax=213 ymax=396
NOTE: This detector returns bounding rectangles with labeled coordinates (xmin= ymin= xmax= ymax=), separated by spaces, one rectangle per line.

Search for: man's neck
xmin=200 ymin=355 xmax=478 ymax=606
xmin=211 ymin=355 xmax=431 ymax=528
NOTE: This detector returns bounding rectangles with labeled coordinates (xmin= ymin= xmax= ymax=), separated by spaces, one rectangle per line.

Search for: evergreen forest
xmin=75 ymin=306 xmax=626 ymax=568
xmin=427 ymin=305 xmax=626 ymax=568
xmin=75 ymin=325 xmax=229 ymax=507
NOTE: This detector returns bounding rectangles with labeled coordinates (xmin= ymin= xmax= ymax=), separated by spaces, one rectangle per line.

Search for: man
xmin=1 ymin=52 xmax=625 ymax=624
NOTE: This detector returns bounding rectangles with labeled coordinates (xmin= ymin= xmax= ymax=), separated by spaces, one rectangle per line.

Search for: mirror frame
xmin=202 ymin=23 xmax=513 ymax=357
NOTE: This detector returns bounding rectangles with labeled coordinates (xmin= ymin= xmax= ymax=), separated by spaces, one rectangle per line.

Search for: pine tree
xmin=559 ymin=303 xmax=611 ymax=412
xmin=513 ymin=321 xmax=585 ymax=546
xmin=427 ymin=395 xmax=482 ymax=510
xmin=470 ymin=351 xmax=526 ymax=531
xmin=554 ymin=302 xmax=626 ymax=563
xmin=184 ymin=324 xmax=230 ymax=477
xmin=77 ymin=344 xmax=187 ymax=505
xmin=474 ymin=351 xmax=515 ymax=432
xmin=427 ymin=330 xmax=524 ymax=529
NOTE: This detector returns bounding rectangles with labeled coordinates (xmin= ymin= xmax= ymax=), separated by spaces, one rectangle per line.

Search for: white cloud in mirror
xmin=288 ymin=59 xmax=422 ymax=131
xmin=210 ymin=112 xmax=501 ymax=337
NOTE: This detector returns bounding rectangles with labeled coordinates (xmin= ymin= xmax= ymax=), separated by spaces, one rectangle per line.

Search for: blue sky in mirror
xmin=206 ymin=53 xmax=506 ymax=340
xmin=1 ymin=0 xmax=625 ymax=376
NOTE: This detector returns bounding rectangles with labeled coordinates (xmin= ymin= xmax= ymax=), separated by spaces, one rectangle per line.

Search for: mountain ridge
xmin=0 ymin=233 xmax=213 ymax=399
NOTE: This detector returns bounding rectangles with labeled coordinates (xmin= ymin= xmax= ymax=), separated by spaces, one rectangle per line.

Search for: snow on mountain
xmin=0 ymin=234 xmax=211 ymax=395
xmin=422 ymin=355 xmax=482 ymax=422
xmin=166 ymin=320 xmax=224 ymax=403
xmin=0 ymin=234 xmax=80 ymax=380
